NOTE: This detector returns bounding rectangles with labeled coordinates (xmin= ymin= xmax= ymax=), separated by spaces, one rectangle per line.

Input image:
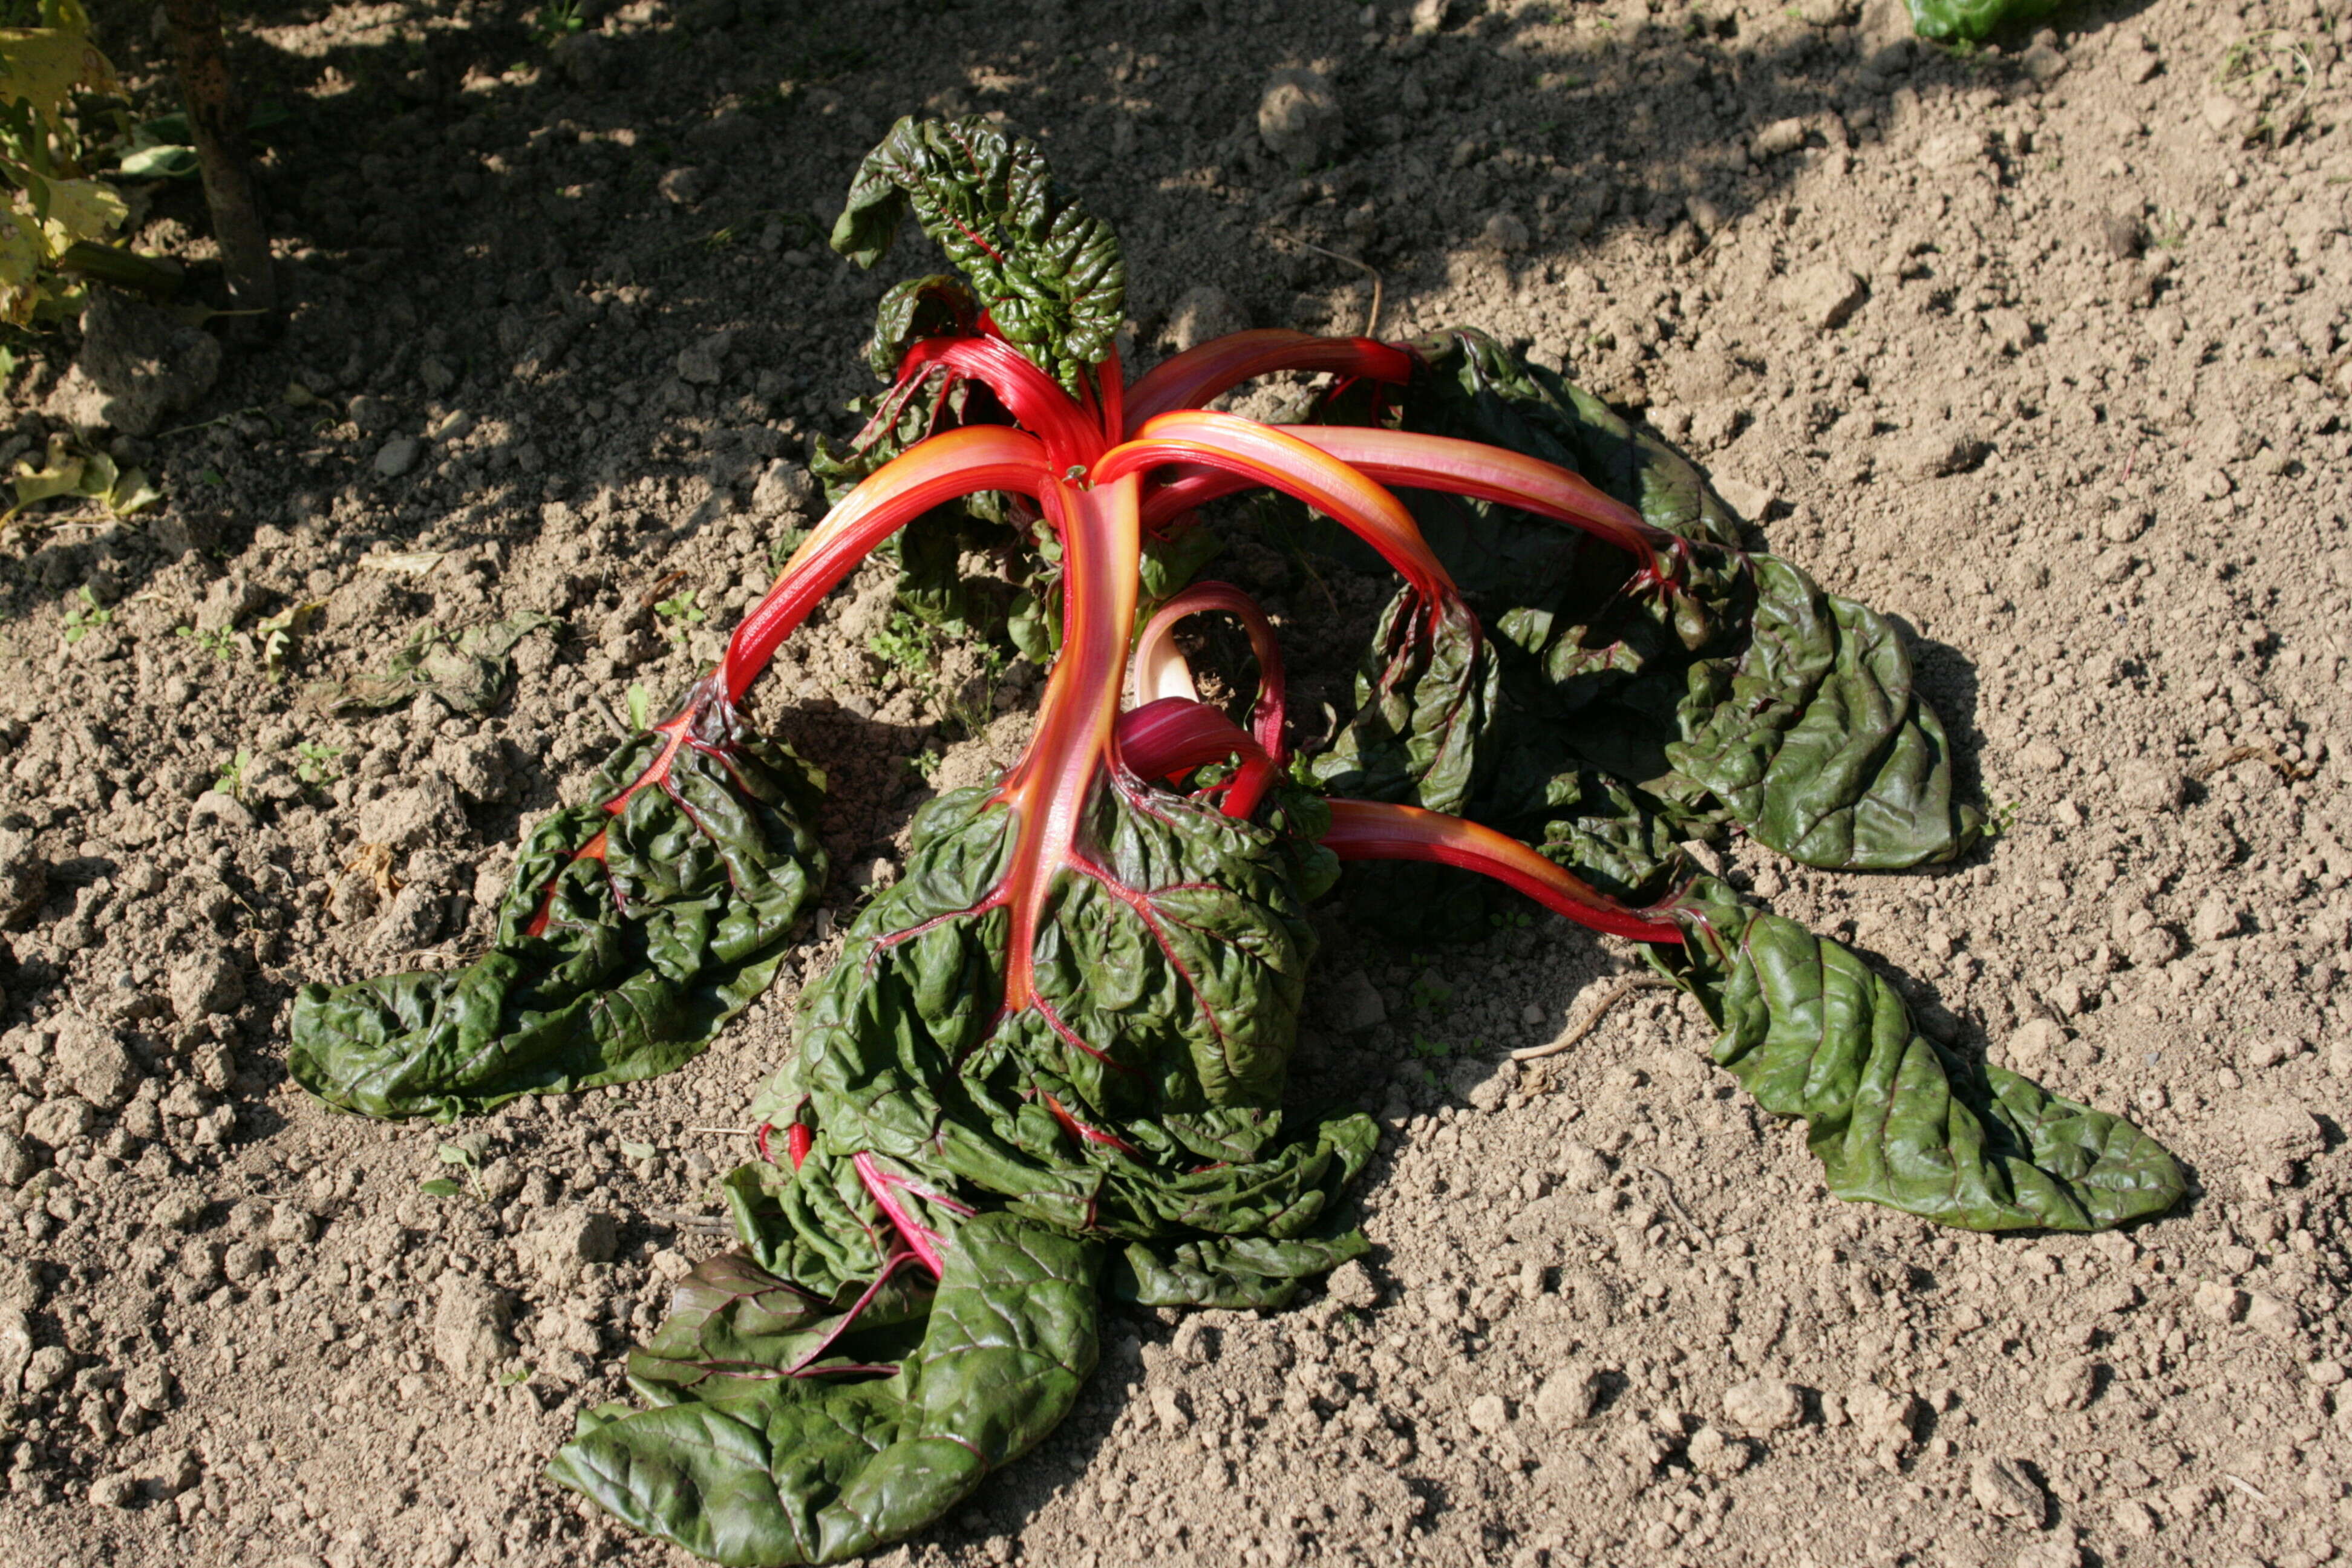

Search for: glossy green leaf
xmin=1661 ymin=877 xmax=2186 ymax=1231
xmin=549 ymin=776 xmax=1371 ymax=1561
xmin=1904 ymin=0 xmax=2063 ymax=44
xmin=287 ymin=682 xmax=826 ymax=1119
xmin=1370 ymin=329 xmax=1980 ymax=874
xmin=831 ymin=114 xmax=1123 ymax=393
xmin=762 ymin=782 xmax=1373 ymax=1245
xmin=1401 ymin=327 xmax=1747 ymax=554
xmin=550 ymin=1209 xmax=1097 ymax=1567
xmin=1665 ymin=553 xmax=1981 ymax=870
xmin=862 ymin=273 xmax=976 ymax=382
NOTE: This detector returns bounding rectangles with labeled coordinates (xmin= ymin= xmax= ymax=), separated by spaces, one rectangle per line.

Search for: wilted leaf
xmin=1662 ymin=877 xmax=2186 ymax=1231
xmin=289 ymin=681 xmax=827 ymax=1119
xmin=1353 ymin=328 xmax=1979 ymax=875
xmin=302 ymin=611 xmax=558 ymax=716
xmin=1665 ymin=554 xmax=1981 ymax=869
xmin=356 ymin=551 xmax=446 ymax=578
xmin=551 ymin=1210 xmax=1099 ymax=1566
xmin=9 ymin=433 xmax=83 ymax=510
xmin=1307 ymin=586 xmax=1497 ymax=818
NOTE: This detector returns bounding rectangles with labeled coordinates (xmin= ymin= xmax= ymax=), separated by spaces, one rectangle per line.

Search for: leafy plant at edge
xmin=288 ymin=114 xmax=2187 ymax=1567
xmin=0 ymin=0 xmax=184 ymax=335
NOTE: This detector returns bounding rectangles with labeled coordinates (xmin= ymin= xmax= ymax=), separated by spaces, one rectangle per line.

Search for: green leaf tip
xmin=831 ymin=114 xmax=1125 ymax=393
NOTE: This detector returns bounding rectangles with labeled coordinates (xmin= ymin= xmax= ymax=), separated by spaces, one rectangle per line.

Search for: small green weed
xmin=421 ymin=1140 xmax=486 ymax=1200
xmin=768 ymin=526 xmax=812 ymax=568
xmin=869 ymin=610 xmax=936 ymax=680
xmin=59 ymin=585 xmax=112 ymax=645
xmin=214 ymin=748 xmax=252 ymax=802
xmin=293 ymin=740 xmax=343 ymax=786
xmin=654 ymin=590 xmax=707 ymax=650
xmin=531 ymin=0 xmax=586 ymax=45
xmin=176 ymin=624 xmax=241 ymax=661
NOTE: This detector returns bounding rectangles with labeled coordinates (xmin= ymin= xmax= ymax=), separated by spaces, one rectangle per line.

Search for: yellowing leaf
xmin=11 ymin=433 xmax=83 ymax=508
xmin=103 ymin=465 xmax=160 ymax=517
xmin=0 ymin=210 xmax=41 ymax=325
xmin=37 ymin=177 xmax=125 ymax=246
xmin=256 ymin=599 xmax=325 ymax=678
xmin=0 ymin=24 xmax=117 ymax=114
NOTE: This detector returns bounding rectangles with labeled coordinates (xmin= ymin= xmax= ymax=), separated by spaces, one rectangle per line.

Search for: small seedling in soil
xmin=864 ymin=608 xmax=935 ymax=682
xmin=420 ymin=1140 xmax=487 ymax=1201
xmin=58 ymin=584 xmax=111 ymax=644
xmin=176 ymin=624 xmax=240 ymax=661
xmin=529 ymin=0 xmax=585 ymax=45
xmin=293 ymin=740 xmax=343 ymax=787
xmin=212 ymin=747 xmax=251 ymax=802
xmin=289 ymin=114 xmax=2187 ymax=1567
xmin=652 ymin=587 xmax=706 ymax=648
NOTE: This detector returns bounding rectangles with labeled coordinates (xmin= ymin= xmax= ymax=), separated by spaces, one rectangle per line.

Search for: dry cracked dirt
xmin=3 ymin=0 xmax=2352 ymax=1565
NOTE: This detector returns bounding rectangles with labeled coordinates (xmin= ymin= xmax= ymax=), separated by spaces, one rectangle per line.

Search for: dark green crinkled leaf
xmin=1401 ymin=327 xmax=1748 ymax=555
xmin=830 ymin=114 xmax=1123 ymax=393
xmin=1904 ymin=0 xmax=2062 ymax=44
xmin=1658 ymin=877 xmax=2187 ymax=1231
xmin=1665 ymin=553 xmax=1979 ymax=870
xmin=555 ymin=779 xmax=1373 ymax=1561
xmin=863 ymin=274 xmax=977 ymax=382
xmin=1306 ymin=587 xmax=1497 ymax=818
xmin=550 ymin=1209 xmax=1098 ymax=1568
xmin=1112 ymin=1227 xmax=1370 ymax=1310
xmin=760 ymin=782 xmax=1373 ymax=1244
xmin=1348 ymin=328 xmax=1980 ymax=874
xmin=287 ymin=681 xmax=826 ymax=1119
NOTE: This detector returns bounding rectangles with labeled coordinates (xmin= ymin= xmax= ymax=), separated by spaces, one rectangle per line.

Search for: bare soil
xmin=2 ymin=0 xmax=2351 ymax=1565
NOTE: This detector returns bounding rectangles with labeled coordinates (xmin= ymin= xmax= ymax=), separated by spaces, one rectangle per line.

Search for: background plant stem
xmin=158 ymin=0 xmax=275 ymax=312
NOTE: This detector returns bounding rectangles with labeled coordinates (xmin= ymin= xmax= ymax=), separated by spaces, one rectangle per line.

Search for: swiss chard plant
xmin=290 ymin=116 xmax=2184 ymax=1566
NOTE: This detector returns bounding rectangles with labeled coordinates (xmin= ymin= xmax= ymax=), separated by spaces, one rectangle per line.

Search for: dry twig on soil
xmin=1512 ymin=972 xmax=1679 ymax=1061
